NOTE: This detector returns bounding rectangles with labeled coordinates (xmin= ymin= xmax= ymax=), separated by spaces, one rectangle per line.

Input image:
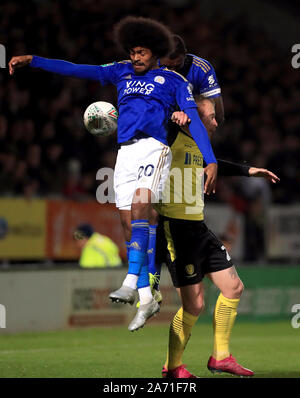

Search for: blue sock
xmin=147 ymin=224 xmax=161 ymax=290
xmin=137 ymin=256 xmax=150 ymax=289
xmin=128 ymin=220 xmax=149 ymax=277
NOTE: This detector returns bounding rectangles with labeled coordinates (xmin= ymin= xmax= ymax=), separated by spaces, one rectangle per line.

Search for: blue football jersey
xmin=184 ymin=54 xmax=221 ymax=98
xmin=96 ymin=61 xmax=197 ymax=144
xmin=30 ymin=55 xmax=216 ymax=163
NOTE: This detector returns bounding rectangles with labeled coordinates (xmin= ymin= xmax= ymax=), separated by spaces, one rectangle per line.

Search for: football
xmin=83 ymin=101 xmax=118 ymax=137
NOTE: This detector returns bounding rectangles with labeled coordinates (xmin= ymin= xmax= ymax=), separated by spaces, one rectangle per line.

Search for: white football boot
xmin=109 ymin=286 xmax=136 ymax=305
xmin=128 ymin=298 xmax=160 ymax=331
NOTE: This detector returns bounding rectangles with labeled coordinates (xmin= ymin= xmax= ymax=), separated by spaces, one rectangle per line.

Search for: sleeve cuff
xmin=29 ymin=55 xmax=38 ymax=67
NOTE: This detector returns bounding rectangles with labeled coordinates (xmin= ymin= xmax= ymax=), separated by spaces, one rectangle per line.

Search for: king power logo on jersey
xmin=123 ymin=80 xmax=155 ymax=95
xmin=0 ymin=304 xmax=6 ymax=328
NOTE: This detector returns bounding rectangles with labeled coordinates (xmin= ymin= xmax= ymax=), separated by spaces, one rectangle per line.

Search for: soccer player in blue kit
xmin=9 ymin=16 xmax=218 ymax=332
xmin=161 ymin=34 xmax=224 ymax=124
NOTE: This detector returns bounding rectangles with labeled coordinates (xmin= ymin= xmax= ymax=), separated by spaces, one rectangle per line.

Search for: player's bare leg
xmin=207 ymin=266 xmax=244 ymax=300
xmin=119 ymin=209 xmax=132 ymax=243
xmin=179 ymin=283 xmax=205 ymax=317
xmin=118 ymin=205 xmax=158 ymax=244
xmin=206 ymin=266 xmax=254 ymax=376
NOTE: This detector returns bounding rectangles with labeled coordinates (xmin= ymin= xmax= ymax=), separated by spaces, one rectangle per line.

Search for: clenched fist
xmin=171 ymin=111 xmax=191 ymax=127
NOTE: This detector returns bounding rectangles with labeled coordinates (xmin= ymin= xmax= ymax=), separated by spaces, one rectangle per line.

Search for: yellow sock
xmin=164 ymin=307 xmax=198 ymax=370
xmin=212 ymin=293 xmax=240 ymax=361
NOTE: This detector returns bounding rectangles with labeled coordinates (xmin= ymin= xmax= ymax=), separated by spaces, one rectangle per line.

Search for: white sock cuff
xmin=123 ymin=274 xmax=138 ymax=290
xmin=138 ymin=286 xmax=153 ymax=305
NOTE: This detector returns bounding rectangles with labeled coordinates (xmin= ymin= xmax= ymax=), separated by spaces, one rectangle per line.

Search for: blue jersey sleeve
xmin=175 ymin=81 xmax=198 ymax=111
xmin=190 ymin=56 xmax=221 ymax=98
xmin=185 ymin=107 xmax=217 ymax=165
xmin=30 ymin=56 xmax=119 ymax=84
xmin=97 ymin=62 xmax=120 ymax=85
xmin=174 ymin=77 xmax=217 ymax=164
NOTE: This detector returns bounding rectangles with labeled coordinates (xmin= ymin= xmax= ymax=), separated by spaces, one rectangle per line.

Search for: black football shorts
xmin=156 ymin=216 xmax=234 ymax=287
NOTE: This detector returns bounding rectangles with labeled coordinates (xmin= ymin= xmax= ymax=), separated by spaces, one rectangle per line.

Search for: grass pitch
xmin=0 ymin=320 xmax=299 ymax=378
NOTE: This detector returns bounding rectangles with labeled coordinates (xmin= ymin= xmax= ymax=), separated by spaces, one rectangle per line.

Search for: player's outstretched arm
xmin=9 ymin=55 xmax=100 ymax=81
xmin=248 ymin=167 xmax=280 ymax=183
xmin=9 ymin=55 xmax=33 ymax=75
xmin=215 ymin=160 xmax=280 ymax=184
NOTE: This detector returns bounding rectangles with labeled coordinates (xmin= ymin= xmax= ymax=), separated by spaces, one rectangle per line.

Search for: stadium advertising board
xmin=0 ymin=199 xmax=126 ymax=260
xmin=0 ymin=268 xmax=179 ymax=333
xmin=0 ymin=199 xmax=46 ymax=259
xmin=46 ymin=200 xmax=126 ymax=260
xmin=1 ymin=267 xmax=299 ymax=333
xmin=68 ymin=268 xmax=179 ymax=327
xmin=204 ymin=266 xmax=300 ymax=321
xmin=266 ymin=206 xmax=300 ymax=259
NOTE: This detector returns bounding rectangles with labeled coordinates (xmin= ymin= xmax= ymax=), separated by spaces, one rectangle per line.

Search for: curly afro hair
xmin=114 ymin=16 xmax=173 ymax=58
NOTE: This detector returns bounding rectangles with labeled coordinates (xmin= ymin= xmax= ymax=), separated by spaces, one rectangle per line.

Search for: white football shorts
xmin=114 ymin=137 xmax=172 ymax=210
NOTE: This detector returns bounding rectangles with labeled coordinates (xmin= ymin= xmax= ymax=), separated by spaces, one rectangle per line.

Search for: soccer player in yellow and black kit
xmin=141 ymin=35 xmax=278 ymax=378
xmin=154 ymin=98 xmax=279 ymax=378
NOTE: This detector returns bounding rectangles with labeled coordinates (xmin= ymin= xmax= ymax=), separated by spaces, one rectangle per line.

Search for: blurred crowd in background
xmin=0 ymin=0 xmax=299 ymax=261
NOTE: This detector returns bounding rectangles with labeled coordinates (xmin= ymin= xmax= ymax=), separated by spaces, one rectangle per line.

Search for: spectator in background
xmin=73 ymin=223 xmax=122 ymax=268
